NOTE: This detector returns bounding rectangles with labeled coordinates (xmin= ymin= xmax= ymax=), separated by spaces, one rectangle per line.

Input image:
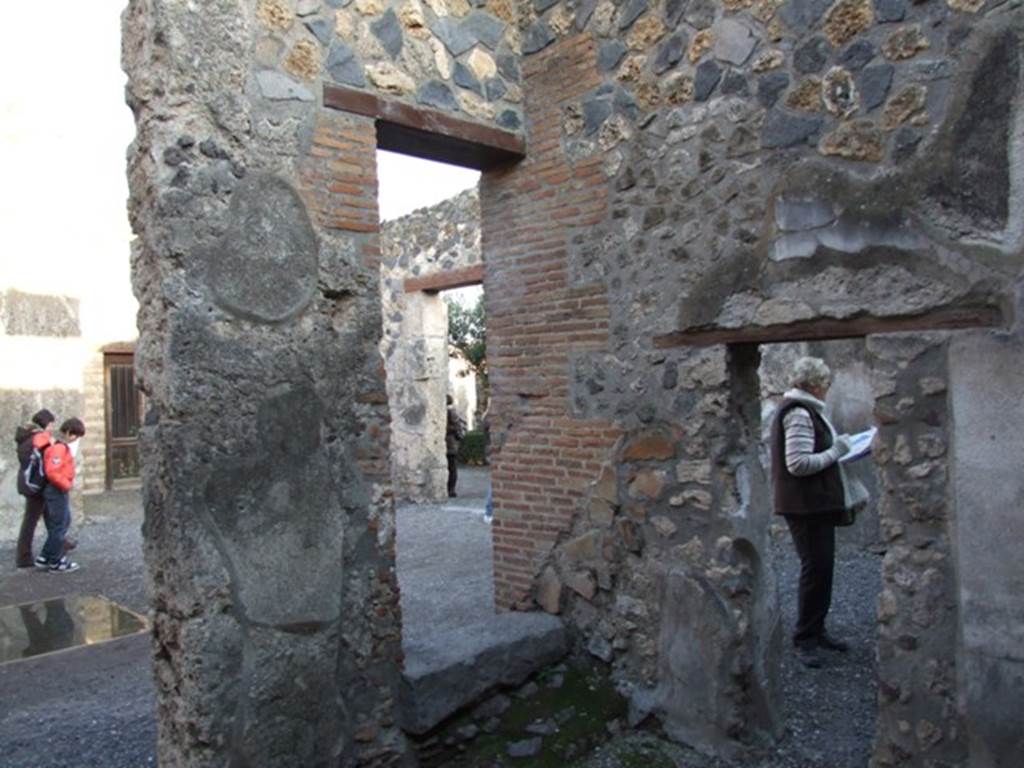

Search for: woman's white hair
xmin=790 ymin=356 xmax=832 ymax=391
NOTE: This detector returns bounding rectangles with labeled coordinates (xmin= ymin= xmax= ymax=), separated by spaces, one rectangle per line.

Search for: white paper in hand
xmin=840 ymin=427 xmax=877 ymax=464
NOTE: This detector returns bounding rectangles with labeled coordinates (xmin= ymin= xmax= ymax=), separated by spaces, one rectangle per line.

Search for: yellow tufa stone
xmin=882 ymin=25 xmax=931 ymax=61
xmin=946 ymin=0 xmax=985 ymax=11
xmin=628 ymin=15 xmax=666 ymax=51
xmin=550 ymin=4 xmax=575 ymax=35
xmin=430 ymin=37 xmax=452 ymax=79
xmin=822 ymin=66 xmax=859 ymax=118
xmin=284 ymin=39 xmax=322 ymax=80
xmin=425 ymin=0 xmax=470 ymax=17
xmin=767 ymin=16 xmax=786 ymax=42
xmin=399 ymin=0 xmax=430 ymax=37
xmin=366 ymin=62 xmax=416 ymax=94
xmin=489 ymin=0 xmax=517 ymax=25
xmin=467 ymin=48 xmax=497 ymax=80
xmin=616 ymin=53 xmax=646 ymax=85
xmin=723 ymin=0 xmax=754 ymax=11
xmin=563 ymin=103 xmax=584 ymax=135
xmin=335 ymin=10 xmax=356 ymax=39
xmin=751 ymin=0 xmax=784 ymax=22
xmin=823 ymin=0 xmax=874 ymax=48
xmin=459 ymin=91 xmax=496 ymax=120
xmin=752 ymin=49 xmax=784 ymax=72
xmin=688 ymin=29 xmax=715 ymax=63
xmin=786 ymin=77 xmax=824 ymax=111
xmin=819 ymin=120 xmax=885 ymax=161
xmin=356 ymin=0 xmax=385 ymax=15
xmin=882 ymin=84 xmax=928 ymax=129
xmin=663 ymin=73 xmax=695 ymax=105
xmin=258 ymin=0 xmax=294 ymax=30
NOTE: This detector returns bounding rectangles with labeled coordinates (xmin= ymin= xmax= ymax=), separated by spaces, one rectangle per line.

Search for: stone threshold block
xmin=399 ymin=612 xmax=568 ymax=735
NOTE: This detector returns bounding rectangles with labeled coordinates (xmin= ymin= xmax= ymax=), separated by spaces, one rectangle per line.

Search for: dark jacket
xmin=770 ymin=399 xmax=845 ymax=518
xmin=445 ymin=407 xmax=465 ymax=455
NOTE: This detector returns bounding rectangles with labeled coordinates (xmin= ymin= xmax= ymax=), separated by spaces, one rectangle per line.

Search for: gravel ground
xmin=0 ymin=479 xmax=881 ymax=767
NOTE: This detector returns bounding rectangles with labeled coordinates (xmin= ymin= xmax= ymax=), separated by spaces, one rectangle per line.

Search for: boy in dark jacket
xmin=14 ymin=409 xmax=55 ymax=568
xmin=37 ymin=418 xmax=86 ymax=573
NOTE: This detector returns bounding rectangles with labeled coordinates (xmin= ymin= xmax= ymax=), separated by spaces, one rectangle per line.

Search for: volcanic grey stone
xmin=874 ymin=0 xmax=906 ymax=22
xmin=927 ymin=28 xmax=1018 ymax=228
xmin=588 ymin=633 xmax=614 ymax=662
xmin=207 ymin=174 xmax=318 ymax=323
xmin=694 ymin=60 xmax=722 ymax=101
xmin=599 ymin=40 xmax=629 ymax=71
xmin=371 ymin=10 xmax=403 ymax=58
xmin=583 ymin=99 xmax=613 ymax=134
xmin=757 ymin=72 xmax=790 ymax=108
xmin=535 ymin=0 xmax=559 ymax=10
xmin=296 ymin=0 xmax=321 ymax=15
xmin=498 ymin=110 xmax=522 ymax=130
xmin=618 ymin=0 xmax=648 ymax=30
xmin=418 ymin=80 xmax=460 ymax=112
xmin=432 ymin=17 xmax=476 ymax=56
xmin=497 ymin=52 xmax=520 ymax=82
xmin=665 ymin=0 xmax=685 ymax=27
xmin=484 ymin=77 xmax=507 ymax=101
xmin=779 ymin=0 xmax=832 ymax=31
xmin=685 ymin=0 xmax=716 ymax=29
xmin=255 ymin=71 xmax=315 ymax=102
xmin=576 ymin=0 xmax=599 ymax=29
xmin=304 ymin=18 xmax=334 ymax=45
xmin=326 ymin=42 xmax=365 ymax=86
xmin=614 ymin=87 xmax=640 ymax=120
xmin=713 ymin=19 xmax=756 ymax=65
xmin=523 ymin=21 xmax=556 ymax=54
xmin=654 ymin=34 xmax=686 ymax=74
xmin=463 ymin=12 xmax=506 ymax=50
xmin=775 ymin=197 xmax=837 ymax=231
xmin=760 ymin=108 xmax=824 ymax=148
xmin=794 ymin=36 xmax=830 ymax=74
xmin=892 ymin=126 xmax=922 ymax=164
xmin=839 ymin=39 xmax=876 ymax=71
xmin=453 ymin=62 xmax=484 ymax=96
xmin=721 ymin=71 xmax=749 ymax=96
xmin=473 ymin=693 xmax=512 ymax=719
xmin=508 ymin=738 xmax=543 ymax=758
xmin=859 ymin=63 xmax=894 ymax=110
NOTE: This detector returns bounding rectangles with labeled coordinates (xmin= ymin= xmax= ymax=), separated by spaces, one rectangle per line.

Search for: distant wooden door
xmin=104 ymin=353 xmax=142 ymax=488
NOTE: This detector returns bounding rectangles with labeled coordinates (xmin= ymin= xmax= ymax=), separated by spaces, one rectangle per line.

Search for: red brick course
xmin=481 ymin=34 xmax=622 ymax=610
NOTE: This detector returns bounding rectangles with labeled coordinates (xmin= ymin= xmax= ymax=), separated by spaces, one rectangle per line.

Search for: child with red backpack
xmin=36 ymin=418 xmax=86 ymax=573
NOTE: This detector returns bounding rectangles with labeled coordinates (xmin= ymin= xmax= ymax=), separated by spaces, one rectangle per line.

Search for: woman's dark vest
xmin=770 ymin=399 xmax=845 ymax=517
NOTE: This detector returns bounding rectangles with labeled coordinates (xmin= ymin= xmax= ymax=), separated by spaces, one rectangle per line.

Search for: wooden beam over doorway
xmin=652 ymin=305 xmax=1005 ymax=348
xmin=404 ymin=264 xmax=484 ymax=294
xmin=323 ymin=84 xmax=525 ymax=170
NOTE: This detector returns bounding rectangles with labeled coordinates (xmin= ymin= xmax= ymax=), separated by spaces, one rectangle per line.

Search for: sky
xmin=0 ymin=1 xmax=481 ymax=323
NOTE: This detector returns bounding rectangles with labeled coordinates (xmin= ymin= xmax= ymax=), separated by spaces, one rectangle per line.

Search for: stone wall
xmin=123 ymin=1 xmax=409 ymax=764
xmin=480 ymin=0 xmax=1023 ymax=763
xmin=252 ymin=0 xmax=523 ymax=130
xmin=380 ymin=189 xmax=481 ymax=501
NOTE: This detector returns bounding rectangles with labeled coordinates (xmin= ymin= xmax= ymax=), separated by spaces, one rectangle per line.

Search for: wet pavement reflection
xmin=0 ymin=595 xmax=147 ymax=664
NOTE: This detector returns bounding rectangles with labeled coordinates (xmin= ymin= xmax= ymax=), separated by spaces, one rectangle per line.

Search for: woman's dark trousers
xmin=785 ymin=514 xmax=836 ymax=648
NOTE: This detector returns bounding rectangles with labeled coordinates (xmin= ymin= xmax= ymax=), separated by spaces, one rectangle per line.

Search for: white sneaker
xmin=48 ymin=556 xmax=80 ymax=574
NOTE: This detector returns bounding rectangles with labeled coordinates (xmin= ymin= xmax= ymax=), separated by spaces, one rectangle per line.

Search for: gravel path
xmin=0 ymin=481 xmax=880 ymax=767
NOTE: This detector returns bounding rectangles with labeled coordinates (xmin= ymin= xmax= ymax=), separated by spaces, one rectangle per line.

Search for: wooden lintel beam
xmin=323 ymin=84 xmax=525 ymax=170
xmin=652 ymin=306 xmax=1006 ymax=349
xmin=404 ymin=264 xmax=485 ymax=294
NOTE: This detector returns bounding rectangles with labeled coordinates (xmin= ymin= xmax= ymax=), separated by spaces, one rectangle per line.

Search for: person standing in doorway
xmin=14 ymin=409 xmax=55 ymax=568
xmin=445 ymin=395 xmax=465 ymax=498
xmin=37 ymin=418 xmax=86 ymax=573
xmin=770 ymin=357 xmax=852 ymax=668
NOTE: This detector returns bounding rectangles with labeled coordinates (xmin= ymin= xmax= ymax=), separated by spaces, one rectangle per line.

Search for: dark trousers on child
xmin=16 ymin=495 xmax=47 ymax=567
xmin=785 ymin=514 xmax=837 ymax=648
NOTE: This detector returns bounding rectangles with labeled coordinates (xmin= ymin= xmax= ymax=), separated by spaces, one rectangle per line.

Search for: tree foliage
xmin=445 ymin=294 xmax=486 ymax=372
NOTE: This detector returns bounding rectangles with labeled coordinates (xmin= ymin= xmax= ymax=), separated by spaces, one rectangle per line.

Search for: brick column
xmin=481 ymin=34 xmax=622 ymax=610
